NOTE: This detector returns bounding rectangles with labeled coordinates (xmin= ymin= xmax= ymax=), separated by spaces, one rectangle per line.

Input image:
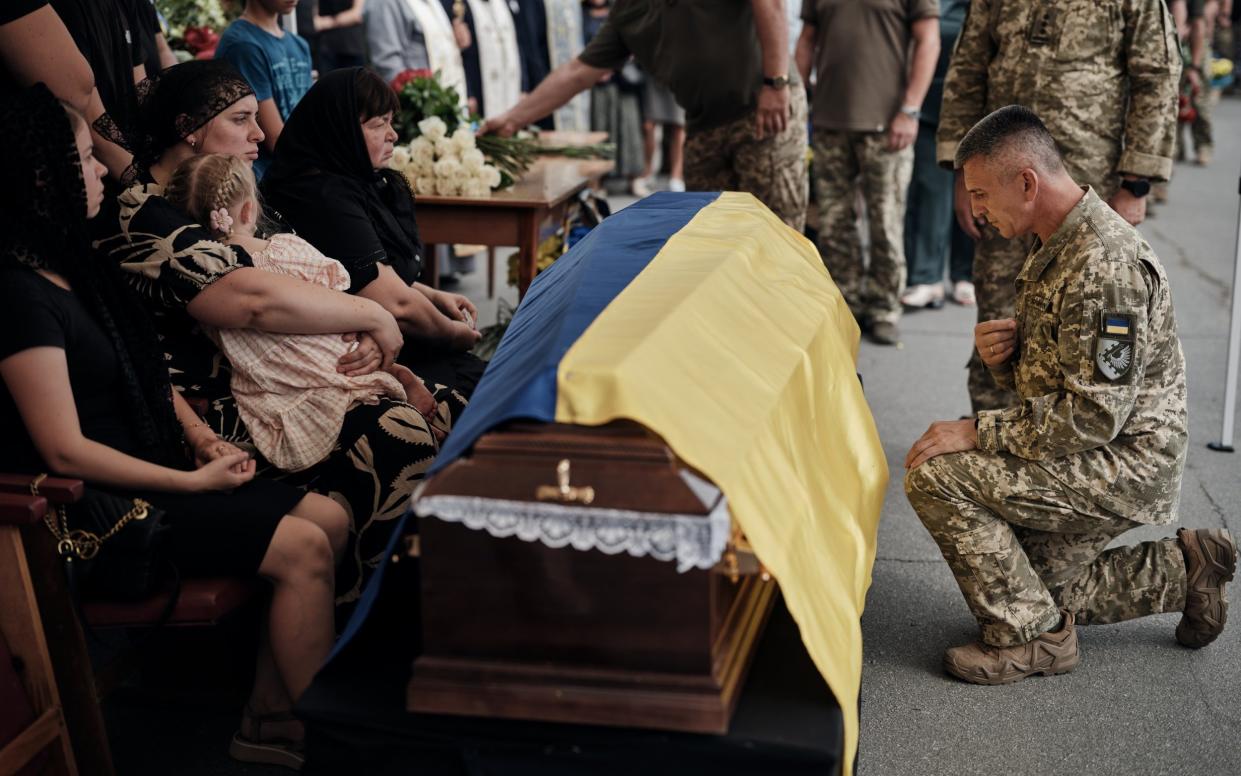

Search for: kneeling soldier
xmin=904 ymin=105 xmax=1236 ymax=685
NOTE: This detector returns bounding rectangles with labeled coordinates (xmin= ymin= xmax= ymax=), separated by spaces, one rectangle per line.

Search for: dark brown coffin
xmin=409 ymin=421 xmax=775 ymax=734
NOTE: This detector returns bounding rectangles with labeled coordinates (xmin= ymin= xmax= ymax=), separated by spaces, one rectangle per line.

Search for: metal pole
xmin=1208 ymin=166 xmax=1241 ymax=453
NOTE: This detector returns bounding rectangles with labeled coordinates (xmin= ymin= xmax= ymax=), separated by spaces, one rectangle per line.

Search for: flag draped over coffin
xmin=357 ymin=191 xmax=886 ymax=773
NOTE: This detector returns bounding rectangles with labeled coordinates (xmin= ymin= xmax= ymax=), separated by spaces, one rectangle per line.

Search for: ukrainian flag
xmin=364 ymin=192 xmax=885 ymax=772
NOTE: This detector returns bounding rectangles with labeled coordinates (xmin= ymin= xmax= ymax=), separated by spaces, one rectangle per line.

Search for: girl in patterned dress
xmin=164 ymin=153 xmax=450 ymax=474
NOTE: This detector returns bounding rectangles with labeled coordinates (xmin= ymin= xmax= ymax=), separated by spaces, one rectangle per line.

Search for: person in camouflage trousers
xmin=937 ymin=0 xmax=1182 ymax=413
xmin=905 ymin=107 xmax=1236 ymax=686
xmin=796 ymin=0 xmax=941 ymax=345
xmin=683 ymin=84 xmax=809 ymax=232
xmin=809 ymin=132 xmax=914 ymax=335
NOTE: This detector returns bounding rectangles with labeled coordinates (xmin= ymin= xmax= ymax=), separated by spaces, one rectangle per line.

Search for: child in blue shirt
xmin=216 ymin=0 xmax=312 ymax=178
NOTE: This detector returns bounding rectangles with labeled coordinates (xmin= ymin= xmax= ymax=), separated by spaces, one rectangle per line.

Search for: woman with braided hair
xmin=95 ymin=59 xmax=448 ymax=613
xmin=163 ymin=152 xmax=451 ymax=473
xmin=0 ymin=83 xmax=344 ymax=769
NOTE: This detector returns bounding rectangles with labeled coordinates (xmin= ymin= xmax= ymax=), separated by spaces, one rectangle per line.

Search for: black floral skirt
xmin=201 ymin=393 xmax=462 ymax=616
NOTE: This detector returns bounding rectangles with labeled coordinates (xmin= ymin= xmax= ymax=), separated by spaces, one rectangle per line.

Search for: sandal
xmin=228 ymin=706 xmax=306 ymax=771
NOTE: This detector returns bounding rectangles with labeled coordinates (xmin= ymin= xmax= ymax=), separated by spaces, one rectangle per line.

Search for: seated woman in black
xmin=0 ymin=85 xmax=342 ymax=769
xmin=263 ymin=67 xmax=485 ymax=404
xmin=96 ymin=60 xmax=445 ymax=609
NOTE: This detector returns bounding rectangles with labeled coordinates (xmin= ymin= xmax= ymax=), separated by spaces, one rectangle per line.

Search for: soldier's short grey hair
xmin=954 ymin=105 xmax=1064 ymax=174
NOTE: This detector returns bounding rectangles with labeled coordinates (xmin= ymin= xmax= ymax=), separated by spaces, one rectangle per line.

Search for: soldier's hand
xmin=905 ymin=419 xmax=978 ymax=470
xmin=479 ymin=113 xmax=518 ymax=138
xmin=886 ymin=112 xmax=917 ymax=151
xmin=975 ymin=318 xmax=1018 ymax=368
xmin=754 ymin=85 xmax=791 ymax=141
xmin=1107 ymin=187 xmax=1148 ymax=226
xmin=954 ymin=170 xmax=984 ymax=241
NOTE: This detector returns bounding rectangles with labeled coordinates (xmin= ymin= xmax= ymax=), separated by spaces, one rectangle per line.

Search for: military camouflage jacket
xmin=976 ymin=189 xmax=1187 ymax=524
xmin=936 ymin=0 xmax=1181 ymax=190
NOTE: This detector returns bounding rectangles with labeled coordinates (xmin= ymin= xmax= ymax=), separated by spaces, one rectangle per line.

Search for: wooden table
xmin=416 ymin=155 xmax=614 ymax=298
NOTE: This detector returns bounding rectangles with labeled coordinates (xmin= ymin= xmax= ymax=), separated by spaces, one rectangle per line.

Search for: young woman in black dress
xmin=0 ymin=84 xmax=334 ymax=769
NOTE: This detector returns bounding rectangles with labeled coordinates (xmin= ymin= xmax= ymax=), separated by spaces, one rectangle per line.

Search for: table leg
xmin=487 ymin=247 xmax=496 ymax=300
xmin=517 ymin=211 xmax=540 ymax=299
xmin=422 ymin=243 xmax=441 ymax=289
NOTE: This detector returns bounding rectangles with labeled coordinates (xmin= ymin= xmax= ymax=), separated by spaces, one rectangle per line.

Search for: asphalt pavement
xmin=460 ymin=107 xmax=1241 ymax=775
xmin=854 ymin=97 xmax=1241 ymax=776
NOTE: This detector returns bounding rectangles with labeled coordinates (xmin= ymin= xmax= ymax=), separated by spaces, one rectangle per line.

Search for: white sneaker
xmin=668 ymin=177 xmax=686 ymax=192
xmin=900 ymin=284 xmax=945 ymax=309
xmin=951 ymin=280 xmax=976 ymax=306
xmin=630 ymin=177 xmax=652 ymax=197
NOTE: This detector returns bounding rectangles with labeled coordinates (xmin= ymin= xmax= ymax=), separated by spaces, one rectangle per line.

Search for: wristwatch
xmin=1120 ymin=177 xmax=1151 ymax=198
xmin=899 ymin=105 xmax=921 ymax=120
xmin=762 ymin=75 xmax=790 ymax=89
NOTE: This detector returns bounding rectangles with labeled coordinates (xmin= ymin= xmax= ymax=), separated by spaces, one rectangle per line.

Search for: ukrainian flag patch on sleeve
xmin=1096 ymin=311 xmax=1135 ymax=381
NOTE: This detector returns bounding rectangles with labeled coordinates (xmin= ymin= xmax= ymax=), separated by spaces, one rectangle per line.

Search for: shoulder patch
xmin=1096 ymin=311 xmax=1134 ymax=381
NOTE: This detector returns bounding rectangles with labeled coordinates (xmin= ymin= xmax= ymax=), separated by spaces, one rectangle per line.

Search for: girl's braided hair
xmin=164 ymin=153 xmax=260 ymax=238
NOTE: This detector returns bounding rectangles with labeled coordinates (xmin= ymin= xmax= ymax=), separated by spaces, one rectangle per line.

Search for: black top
xmin=264 ymin=68 xmax=424 ymax=293
xmin=318 ymin=0 xmax=369 ymax=57
xmin=0 ymin=0 xmax=46 ymax=24
xmin=100 ymin=181 xmax=254 ymax=401
xmin=51 ymin=0 xmax=144 ymax=139
xmin=0 ymin=268 xmax=142 ymax=472
xmin=122 ymin=0 xmax=165 ymax=79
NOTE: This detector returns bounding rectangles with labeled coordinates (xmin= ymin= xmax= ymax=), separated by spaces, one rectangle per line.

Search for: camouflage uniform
xmin=936 ymin=0 xmax=1182 ymax=412
xmin=684 ymin=83 xmax=809 ymax=231
xmin=905 ymin=188 xmax=1190 ymax=647
xmin=812 ymin=133 xmax=914 ymax=324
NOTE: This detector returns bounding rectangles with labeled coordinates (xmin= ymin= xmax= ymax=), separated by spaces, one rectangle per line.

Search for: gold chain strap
xmin=32 ymin=474 xmax=151 ymax=561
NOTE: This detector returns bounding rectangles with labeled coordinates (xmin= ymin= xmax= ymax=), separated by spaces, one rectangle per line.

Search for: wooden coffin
xmin=408 ymin=420 xmax=775 ymax=734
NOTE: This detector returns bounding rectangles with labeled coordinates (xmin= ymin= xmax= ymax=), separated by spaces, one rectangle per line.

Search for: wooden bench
xmin=0 ymin=475 xmax=263 ymax=775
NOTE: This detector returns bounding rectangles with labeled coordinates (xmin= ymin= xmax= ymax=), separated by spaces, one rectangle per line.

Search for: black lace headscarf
xmin=0 ymin=85 xmax=185 ymax=467
xmin=123 ymin=60 xmax=255 ymax=178
xmin=263 ymin=67 xmax=424 ymax=283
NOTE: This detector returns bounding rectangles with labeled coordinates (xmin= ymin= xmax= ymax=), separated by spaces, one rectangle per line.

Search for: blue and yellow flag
xmin=433 ymin=191 xmax=887 ymax=772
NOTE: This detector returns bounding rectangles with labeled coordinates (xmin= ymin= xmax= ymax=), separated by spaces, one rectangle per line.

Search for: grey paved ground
xmin=854 ymin=98 xmax=1241 ymax=776
xmin=107 ymin=106 xmax=1241 ymax=773
xmin=411 ymin=109 xmax=1241 ymax=775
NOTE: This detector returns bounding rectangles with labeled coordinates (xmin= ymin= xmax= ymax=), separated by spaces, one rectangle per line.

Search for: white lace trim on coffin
xmin=413 ymin=470 xmax=731 ymax=573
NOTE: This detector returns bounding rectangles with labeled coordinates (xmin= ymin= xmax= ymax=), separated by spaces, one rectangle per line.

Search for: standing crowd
xmin=0 ymin=0 xmax=1238 ymax=769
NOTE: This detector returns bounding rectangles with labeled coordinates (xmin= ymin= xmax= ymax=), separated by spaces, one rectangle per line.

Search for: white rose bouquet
xmin=390 ymin=116 xmax=507 ymax=198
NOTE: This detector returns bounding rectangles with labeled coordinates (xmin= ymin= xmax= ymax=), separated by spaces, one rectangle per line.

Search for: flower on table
xmin=461 ymin=148 xmax=485 ymax=174
xmin=449 ymin=127 xmax=476 ymax=155
xmin=418 ymin=115 xmax=449 ymax=142
xmin=414 ymin=176 xmax=436 ymax=197
xmin=433 ymin=156 xmax=462 ymax=179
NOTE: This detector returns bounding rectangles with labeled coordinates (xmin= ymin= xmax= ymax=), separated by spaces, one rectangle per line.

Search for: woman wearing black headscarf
xmin=96 ymin=60 xmax=445 ymax=612
xmin=264 ymin=67 xmax=486 ymax=409
xmin=0 ymin=83 xmax=344 ymax=768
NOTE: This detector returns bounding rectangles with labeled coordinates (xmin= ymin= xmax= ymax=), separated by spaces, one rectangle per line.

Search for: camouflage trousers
xmin=905 ymin=450 xmax=1187 ymax=647
xmin=811 ymin=130 xmax=914 ymax=324
xmin=683 ymin=84 xmax=808 ymax=231
xmin=967 ymin=228 xmax=1031 ymax=412
xmin=1176 ymin=84 xmax=1216 ymax=158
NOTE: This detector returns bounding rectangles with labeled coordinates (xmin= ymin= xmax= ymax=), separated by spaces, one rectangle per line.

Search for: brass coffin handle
xmin=535 ymin=459 xmax=596 ymax=505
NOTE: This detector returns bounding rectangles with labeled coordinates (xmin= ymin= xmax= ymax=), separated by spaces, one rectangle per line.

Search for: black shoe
xmin=870 ymin=320 xmax=900 ymax=346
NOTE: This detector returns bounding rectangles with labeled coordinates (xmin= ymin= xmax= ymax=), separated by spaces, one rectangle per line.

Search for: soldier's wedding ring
xmin=989 ymin=344 xmax=994 ymax=355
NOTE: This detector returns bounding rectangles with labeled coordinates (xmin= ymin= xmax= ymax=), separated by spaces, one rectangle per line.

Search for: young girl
xmin=164 ymin=153 xmax=449 ymax=472
xmin=0 ymin=86 xmax=342 ymax=768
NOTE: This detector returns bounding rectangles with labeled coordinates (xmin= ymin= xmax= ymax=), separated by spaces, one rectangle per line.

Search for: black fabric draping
xmin=0 ymin=84 xmax=183 ymax=466
xmin=115 ymin=59 xmax=255 ymax=176
xmin=263 ymin=67 xmax=424 ymax=291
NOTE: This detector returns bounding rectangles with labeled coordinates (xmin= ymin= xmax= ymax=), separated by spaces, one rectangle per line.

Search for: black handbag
xmin=35 ymin=474 xmax=173 ymax=600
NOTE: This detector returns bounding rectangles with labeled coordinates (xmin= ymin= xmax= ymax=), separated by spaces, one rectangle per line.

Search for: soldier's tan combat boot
xmin=1176 ymin=528 xmax=1237 ymax=648
xmin=943 ymin=611 xmax=1079 ymax=685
